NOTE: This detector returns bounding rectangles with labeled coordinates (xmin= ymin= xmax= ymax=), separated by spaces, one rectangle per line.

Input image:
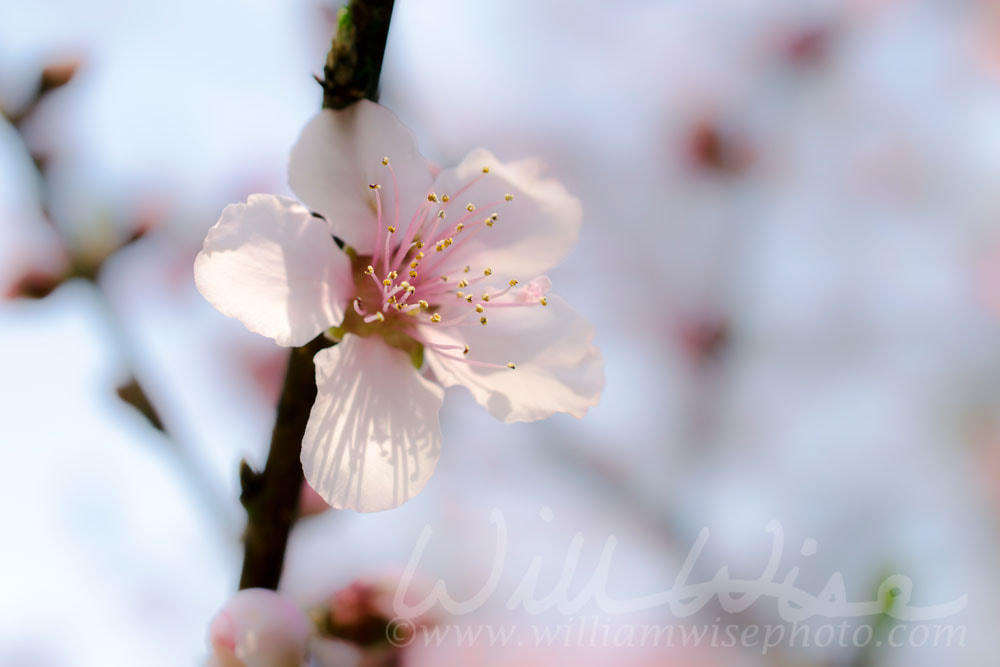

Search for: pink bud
xmin=208 ymin=588 xmax=310 ymax=667
xmin=324 ymin=571 xmax=436 ymax=648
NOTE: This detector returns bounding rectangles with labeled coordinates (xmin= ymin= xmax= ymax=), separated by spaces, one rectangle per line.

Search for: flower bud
xmin=207 ymin=588 xmax=310 ymax=667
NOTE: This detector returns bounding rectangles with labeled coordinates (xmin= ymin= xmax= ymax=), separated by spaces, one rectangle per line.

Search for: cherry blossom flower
xmin=194 ymin=100 xmax=603 ymax=512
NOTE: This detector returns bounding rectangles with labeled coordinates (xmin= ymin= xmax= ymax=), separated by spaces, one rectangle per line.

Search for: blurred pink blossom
xmin=207 ymin=588 xmax=311 ymax=667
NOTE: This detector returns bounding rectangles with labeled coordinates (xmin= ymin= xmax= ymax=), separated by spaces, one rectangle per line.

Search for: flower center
xmin=335 ymin=158 xmax=551 ymax=371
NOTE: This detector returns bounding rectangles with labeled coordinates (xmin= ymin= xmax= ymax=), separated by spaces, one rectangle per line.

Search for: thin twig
xmin=3 ymin=64 xmax=236 ymax=535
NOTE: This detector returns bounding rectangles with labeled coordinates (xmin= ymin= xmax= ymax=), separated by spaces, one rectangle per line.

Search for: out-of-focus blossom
xmin=779 ymin=25 xmax=833 ymax=68
xmin=194 ymin=100 xmax=603 ymax=512
xmin=685 ymin=119 xmax=754 ymax=175
xmin=306 ymin=573 xmax=437 ymax=667
xmin=403 ymin=639 xmax=725 ymax=667
xmin=675 ymin=313 xmax=730 ymax=365
xmin=309 ymin=636 xmax=365 ymax=667
xmin=207 ymin=588 xmax=311 ymax=667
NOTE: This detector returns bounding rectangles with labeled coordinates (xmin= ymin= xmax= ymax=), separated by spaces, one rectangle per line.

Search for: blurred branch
xmin=238 ymin=0 xmax=396 ymax=590
xmin=117 ymin=377 xmax=165 ymax=432
xmin=90 ymin=284 xmax=235 ymax=533
xmin=2 ymin=59 xmax=236 ymax=534
xmin=1 ymin=59 xmax=80 ymax=129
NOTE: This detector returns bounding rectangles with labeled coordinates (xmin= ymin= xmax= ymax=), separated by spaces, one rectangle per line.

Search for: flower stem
xmin=237 ymin=0 xmax=396 ymax=591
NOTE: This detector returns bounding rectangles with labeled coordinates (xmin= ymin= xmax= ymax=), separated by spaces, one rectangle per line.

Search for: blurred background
xmin=2 ymin=0 xmax=998 ymax=665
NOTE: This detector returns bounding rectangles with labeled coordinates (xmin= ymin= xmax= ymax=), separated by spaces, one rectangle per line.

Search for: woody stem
xmin=237 ymin=0 xmax=396 ymax=591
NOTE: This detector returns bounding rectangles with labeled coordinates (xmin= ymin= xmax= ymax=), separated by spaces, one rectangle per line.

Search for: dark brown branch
xmin=237 ymin=0 xmax=396 ymax=591
xmin=238 ymin=337 xmax=331 ymax=589
xmin=321 ymin=0 xmax=396 ymax=111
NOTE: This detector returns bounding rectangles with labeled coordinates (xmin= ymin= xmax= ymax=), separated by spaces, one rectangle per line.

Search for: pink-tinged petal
xmin=194 ymin=194 xmax=352 ymax=347
xmin=309 ymin=637 xmax=363 ymax=667
xmin=429 ymin=149 xmax=582 ymax=278
xmin=302 ymin=334 xmax=444 ymax=512
xmin=288 ymin=101 xmax=433 ymax=254
xmin=207 ymin=588 xmax=310 ymax=667
xmin=422 ymin=293 xmax=603 ymax=423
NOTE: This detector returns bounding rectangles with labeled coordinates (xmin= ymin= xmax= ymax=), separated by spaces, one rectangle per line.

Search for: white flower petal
xmin=302 ymin=334 xmax=444 ymax=512
xmin=289 ymin=100 xmax=433 ymax=254
xmin=429 ymin=148 xmax=582 ymax=278
xmin=194 ymin=194 xmax=353 ymax=347
xmin=422 ymin=293 xmax=603 ymax=423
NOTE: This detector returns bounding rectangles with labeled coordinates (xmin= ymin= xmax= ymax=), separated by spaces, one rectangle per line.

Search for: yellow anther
xmin=405 ymin=285 xmax=416 ymax=293
xmin=504 ymin=193 xmax=513 ymax=201
xmin=409 ymin=270 xmax=418 ymax=278
xmin=430 ymin=313 xmax=442 ymax=323
xmin=388 ymin=295 xmax=396 ymax=304
xmin=364 ymin=265 xmax=374 ymax=275
xmin=381 ymin=157 xmax=389 ymax=165
xmin=465 ymin=294 xmax=473 ymax=303
xmin=475 ymin=304 xmax=484 ymax=313
xmin=483 ymin=267 xmax=493 ymax=276
xmin=416 ymin=241 xmax=425 ymax=249
xmin=456 ymin=291 xmax=464 ymax=298
xmin=400 ymin=280 xmax=410 ymax=288
xmin=435 ymin=243 xmax=445 ymax=252
xmin=458 ymin=280 xmax=469 ymax=288
xmin=485 ymin=218 xmax=494 ymax=227
xmin=441 ymin=275 xmax=449 ymax=282
xmin=463 ymin=344 xmax=470 ymax=355
xmin=482 ymin=294 xmax=490 ymax=302
xmin=418 ymin=300 xmax=429 ymax=309
xmin=382 ymin=278 xmax=392 ymax=286
xmin=464 ymin=265 xmax=471 ymax=273
xmin=466 ymin=203 xmax=476 ymax=212
xmin=410 ymin=260 xmax=419 ymax=269
xmin=387 ymin=225 xmax=396 ymax=233
xmin=482 ymin=166 xmax=490 ymax=173
xmin=507 ymin=362 xmax=516 ymax=370
xmin=427 ymin=192 xmax=438 ymax=202
xmin=395 ymin=303 xmax=404 ymax=310
xmin=437 ymin=210 xmax=446 ymax=219
xmin=540 ymin=297 xmax=548 ymax=306
xmin=444 ymin=237 xmax=454 ymax=247
xmin=479 ymin=316 xmax=488 ymax=325
xmin=491 ymin=213 xmax=498 ymax=221
xmin=456 ymin=223 xmax=465 ymax=232
xmin=415 ymin=251 xmax=425 ymax=259
xmin=509 ymin=279 xmax=519 ymax=287
xmin=374 ymin=312 xmax=385 ymax=322
xmin=388 ymin=271 xmax=398 ymax=280
xmin=369 ymin=183 xmax=381 ymax=189
xmin=442 ymin=194 xmax=450 ymax=202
